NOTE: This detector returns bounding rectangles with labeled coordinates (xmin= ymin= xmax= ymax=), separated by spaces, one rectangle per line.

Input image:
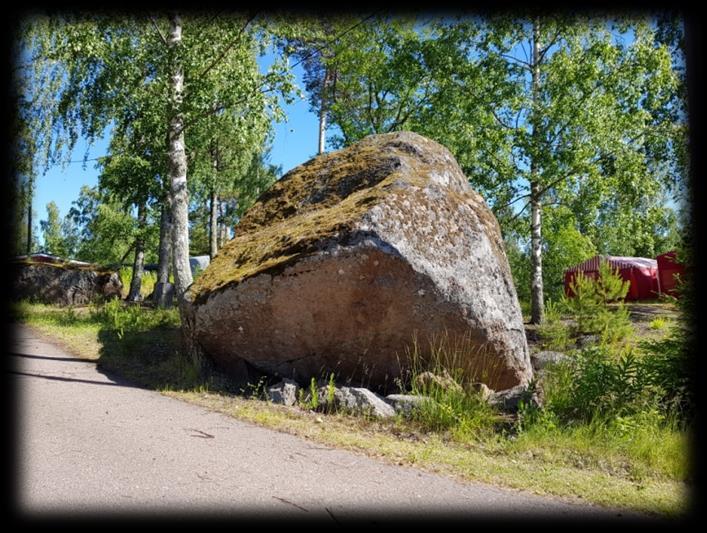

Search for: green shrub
xmin=563 ymin=260 xmax=633 ymax=345
xmin=117 ymin=267 xmax=158 ymax=299
xmin=537 ymin=299 xmax=572 ymax=351
xmin=638 ymin=331 xmax=693 ymax=421
xmin=118 ymin=266 xmax=132 ymax=298
xmin=309 ymin=377 xmax=319 ymax=410
xmin=140 ymin=270 xmax=157 ymax=298
xmin=544 ymin=345 xmax=666 ymax=424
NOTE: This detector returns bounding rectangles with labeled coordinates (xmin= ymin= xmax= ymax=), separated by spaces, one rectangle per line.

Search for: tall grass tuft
xmin=398 ymin=332 xmax=504 ymax=440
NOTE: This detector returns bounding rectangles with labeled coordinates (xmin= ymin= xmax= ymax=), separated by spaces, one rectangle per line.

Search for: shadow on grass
xmin=94 ymin=320 xmax=202 ymax=392
xmin=91 ymin=303 xmax=267 ymax=398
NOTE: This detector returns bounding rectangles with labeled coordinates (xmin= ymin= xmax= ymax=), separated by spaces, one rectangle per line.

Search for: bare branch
xmin=509 ymin=199 xmax=531 ymax=221
xmin=538 ymin=28 xmax=563 ymax=63
xmin=501 ymin=53 xmax=531 ymax=69
xmin=150 ymin=16 xmax=169 ymax=47
xmin=490 ymin=107 xmax=514 ymax=130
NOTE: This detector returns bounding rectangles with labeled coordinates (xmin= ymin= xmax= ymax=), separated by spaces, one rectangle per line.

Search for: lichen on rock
xmin=184 ymin=131 xmax=532 ymax=393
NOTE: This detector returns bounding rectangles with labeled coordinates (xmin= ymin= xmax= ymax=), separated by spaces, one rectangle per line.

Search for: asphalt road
xmin=10 ymin=322 xmax=653 ymax=522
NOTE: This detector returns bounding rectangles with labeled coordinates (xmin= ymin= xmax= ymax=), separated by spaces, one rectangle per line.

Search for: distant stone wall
xmin=12 ymin=259 xmax=123 ymax=306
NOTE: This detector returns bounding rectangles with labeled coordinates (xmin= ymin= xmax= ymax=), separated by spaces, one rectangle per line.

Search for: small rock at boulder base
xmin=11 ymin=256 xmax=122 ymax=306
xmin=385 ymin=394 xmax=431 ymax=417
xmin=414 ymin=370 xmax=464 ymax=394
xmin=487 ymin=384 xmax=543 ymax=413
xmin=183 ymin=131 xmax=532 ymax=392
xmin=266 ymin=379 xmax=299 ymax=406
xmin=317 ymin=386 xmax=396 ymax=418
xmin=531 ymin=351 xmax=568 ymax=371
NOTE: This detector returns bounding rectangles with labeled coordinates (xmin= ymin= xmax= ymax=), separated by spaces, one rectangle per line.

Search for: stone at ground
xmin=469 ymin=382 xmax=494 ymax=401
xmin=385 ymin=394 xmax=431 ymax=417
xmin=316 ymin=386 xmax=396 ymax=418
xmin=487 ymin=384 xmax=543 ymax=413
xmin=266 ymin=379 xmax=299 ymax=406
xmin=414 ymin=370 xmax=464 ymax=394
xmin=11 ymin=256 xmax=122 ymax=306
xmin=183 ymin=131 xmax=532 ymax=392
xmin=530 ymin=351 xmax=568 ymax=371
xmin=576 ymin=334 xmax=599 ymax=348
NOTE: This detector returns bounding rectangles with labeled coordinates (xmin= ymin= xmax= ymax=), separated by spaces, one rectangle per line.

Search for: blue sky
xmin=33 ymin=52 xmax=322 ymax=242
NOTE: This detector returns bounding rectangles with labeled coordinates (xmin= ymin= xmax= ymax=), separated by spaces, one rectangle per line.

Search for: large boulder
xmin=183 ymin=132 xmax=532 ymax=392
xmin=11 ymin=256 xmax=122 ymax=306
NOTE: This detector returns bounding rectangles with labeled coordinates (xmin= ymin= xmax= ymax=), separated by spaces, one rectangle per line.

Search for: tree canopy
xmin=14 ymin=11 xmax=687 ymax=323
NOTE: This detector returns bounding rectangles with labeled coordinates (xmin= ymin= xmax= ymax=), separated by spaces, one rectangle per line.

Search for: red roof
xmin=566 ymin=255 xmax=657 ymax=273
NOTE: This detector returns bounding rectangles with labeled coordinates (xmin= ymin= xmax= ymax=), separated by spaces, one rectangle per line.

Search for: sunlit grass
xmin=12 ymin=300 xmax=691 ymax=517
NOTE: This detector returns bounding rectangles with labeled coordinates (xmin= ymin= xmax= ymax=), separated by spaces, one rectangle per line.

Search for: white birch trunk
xmin=167 ymin=13 xmax=193 ymax=302
xmin=530 ymin=19 xmax=544 ymax=325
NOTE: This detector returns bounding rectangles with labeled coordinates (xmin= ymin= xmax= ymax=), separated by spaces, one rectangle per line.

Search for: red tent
xmin=564 ymin=255 xmax=660 ymax=301
xmin=656 ymin=250 xmax=685 ymax=298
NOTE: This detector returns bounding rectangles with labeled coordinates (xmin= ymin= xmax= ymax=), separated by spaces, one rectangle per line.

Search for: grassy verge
xmin=11 ymin=300 xmax=691 ymax=517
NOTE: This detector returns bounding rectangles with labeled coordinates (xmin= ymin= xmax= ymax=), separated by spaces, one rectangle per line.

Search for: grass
xmin=11 ymin=300 xmax=691 ymax=517
xmin=119 ymin=267 xmax=158 ymax=299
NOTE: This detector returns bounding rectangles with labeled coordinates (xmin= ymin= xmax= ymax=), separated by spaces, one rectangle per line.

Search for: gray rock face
xmin=183 ymin=131 xmax=532 ymax=392
xmin=317 ymin=386 xmax=396 ymax=418
xmin=385 ymin=394 xmax=430 ymax=417
xmin=266 ymin=379 xmax=299 ymax=406
xmin=487 ymin=384 xmax=543 ymax=413
xmin=530 ymin=351 xmax=568 ymax=371
xmin=12 ymin=258 xmax=122 ymax=306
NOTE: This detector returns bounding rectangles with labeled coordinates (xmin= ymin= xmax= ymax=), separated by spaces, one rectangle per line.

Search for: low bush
xmin=543 ymin=346 xmax=664 ymax=423
xmin=536 ymin=299 xmax=572 ymax=351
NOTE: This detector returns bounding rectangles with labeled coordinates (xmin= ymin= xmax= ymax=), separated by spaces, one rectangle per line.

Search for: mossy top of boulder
xmin=187 ymin=131 xmax=488 ymax=304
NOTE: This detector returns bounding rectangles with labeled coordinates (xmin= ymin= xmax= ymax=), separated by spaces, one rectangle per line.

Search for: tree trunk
xmin=167 ymin=13 xmax=193 ymax=302
xmin=209 ymin=189 xmax=219 ymax=260
xmin=529 ymin=19 xmax=544 ymax=325
xmin=218 ymin=201 xmax=227 ymax=247
xmin=154 ymin=200 xmax=173 ymax=308
xmin=530 ymin=182 xmax=544 ymax=324
xmin=318 ymin=68 xmax=329 ymax=155
xmin=26 ymin=190 xmax=32 ymax=255
xmin=127 ymin=203 xmax=147 ymax=302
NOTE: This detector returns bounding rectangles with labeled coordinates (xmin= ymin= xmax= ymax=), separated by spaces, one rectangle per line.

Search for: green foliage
xmin=543 ymin=346 xmax=664 ymax=423
xmin=326 ymin=373 xmax=336 ymax=406
xmin=309 ymin=377 xmax=319 ymax=410
xmin=67 ymin=185 xmax=153 ymax=265
xmin=541 ymin=210 xmax=598 ymax=301
xmin=89 ymin=298 xmax=179 ymax=342
xmin=40 ymin=201 xmax=77 ymax=258
xmin=564 ymin=260 xmax=633 ymax=344
xmin=118 ymin=266 xmax=157 ymax=299
xmin=638 ymin=331 xmax=693 ymax=420
xmin=536 ymin=299 xmax=572 ymax=351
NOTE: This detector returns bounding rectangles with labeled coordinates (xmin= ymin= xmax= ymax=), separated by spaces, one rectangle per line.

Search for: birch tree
xmin=19 ymin=12 xmax=296 ymax=312
xmin=317 ymin=15 xmax=685 ymax=323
